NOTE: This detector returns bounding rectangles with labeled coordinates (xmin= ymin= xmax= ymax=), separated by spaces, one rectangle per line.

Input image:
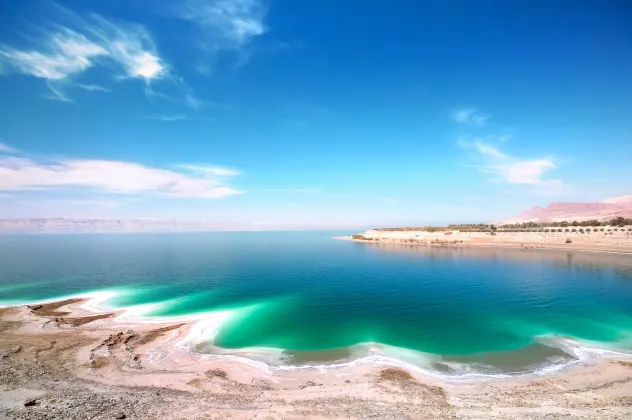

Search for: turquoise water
xmin=1 ymin=232 xmax=632 ymax=375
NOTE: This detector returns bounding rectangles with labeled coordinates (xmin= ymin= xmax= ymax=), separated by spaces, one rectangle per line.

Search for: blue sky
xmin=0 ymin=0 xmax=630 ymax=228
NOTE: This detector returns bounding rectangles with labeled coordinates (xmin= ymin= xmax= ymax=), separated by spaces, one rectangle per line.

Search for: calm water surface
xmin=1 ymin=232 xmax=631 ymax=375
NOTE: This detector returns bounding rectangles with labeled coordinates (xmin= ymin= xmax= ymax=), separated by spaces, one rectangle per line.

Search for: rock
xmin=300 ymin=381 xmax=316 ymax=389
xmin=24 ymin=398 xmax=37 ymax=407
xmin=114 ymin=412 xmax=126 ymax=419
xmin=28 ymin=304 xmax=43 ymax=310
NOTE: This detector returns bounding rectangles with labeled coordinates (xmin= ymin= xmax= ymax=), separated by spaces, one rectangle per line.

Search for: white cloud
xmin=459 ymin=138 xmax=563 ymax=193
xmin=0 ymin=142 xmax=18 ymax=154
xmin=87 ymin=15 xmax=166 ymax=80
xmin=0 ymin=30 xmax=106 ymax=80
xmin=147 ymin=114 xmax=188 ymax=122
xmin=185 ymin=93 xmax=204 ymax=109
xmin=0 ymin=13 xmax=166 ymax=99
xmin=481 ymin=158 xmax=559 ymax=186
xmin=451 ymin=108 xmax=489 ymax=126
xmin=177 ymin=164 xmax=242 ymax=177
xmin=76 ymin=83 xmax=110 ymax=92
xmin=468 ymin=140 xmax=509 ymax=160
xmin=178 ymin=0 xmax=267 ymax=51
xmin=0 ymin=155 xmax=243 ymax=199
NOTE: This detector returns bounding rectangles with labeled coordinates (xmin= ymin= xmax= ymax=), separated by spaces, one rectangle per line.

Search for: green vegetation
xmin=374 ymin=218 xmax=631 ymax=233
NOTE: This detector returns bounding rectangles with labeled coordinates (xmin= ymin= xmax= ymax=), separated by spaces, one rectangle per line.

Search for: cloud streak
xmin=459 ymin=138 xmax=564 ymax=193
xmin=0 ymin=150 xmax=243 ymax=199
xmin=76 ymin=83 xmax=111 ymax=92
xmin=451 ymin=108 xmax=489 ymax=126
xmin=0 ymin=142 xmax=18 ymax=154
xmin=178 ymin=0 xmax=267 ymax=55
xmin=147 ymin=114 xmax=188 ymax=122
xmin=0 ymin=13 xmax=167 ymax=100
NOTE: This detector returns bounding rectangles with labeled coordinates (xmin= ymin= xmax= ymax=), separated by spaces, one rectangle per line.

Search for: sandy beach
xmin=1 ymin=297 xmax=631 ymax=419
xmin=336 ymin=225 xmax=632 ymax=254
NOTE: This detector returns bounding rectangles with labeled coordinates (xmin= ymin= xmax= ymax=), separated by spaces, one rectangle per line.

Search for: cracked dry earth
xmin=1 ymin=302 xmax=632 ymax=419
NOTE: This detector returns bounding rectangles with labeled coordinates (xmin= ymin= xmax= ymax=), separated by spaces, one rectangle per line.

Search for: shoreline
xmin=2 ymin=296 xmax=632 ymax=418
xmin=3 ymin=293 xmax=632 ymax=378
xmin=334 ymin=226 xmax=632 ymax=255
xmin=336 ymin=235 xmax=632 ymax=255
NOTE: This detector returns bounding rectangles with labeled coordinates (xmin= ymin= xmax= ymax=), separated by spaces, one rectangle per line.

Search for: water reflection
xmin=356 ymin=242 xmax=632 ymax=280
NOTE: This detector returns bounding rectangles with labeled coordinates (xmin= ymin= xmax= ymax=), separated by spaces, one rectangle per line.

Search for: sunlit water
xmin=1 ymin=232 xmax=631 ymax=377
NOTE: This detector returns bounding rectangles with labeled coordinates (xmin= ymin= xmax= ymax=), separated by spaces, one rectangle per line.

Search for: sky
xmin=0 ymin=0 xmax=631 ymax=228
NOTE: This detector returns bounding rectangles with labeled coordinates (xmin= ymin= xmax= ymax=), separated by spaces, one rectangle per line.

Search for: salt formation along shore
xmin=1 ymin=291 xmax=632 ymax=419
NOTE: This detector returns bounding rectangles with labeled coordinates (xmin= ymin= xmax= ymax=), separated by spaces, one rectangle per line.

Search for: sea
xmin=1 ymin=231 xmax=631 ymax=379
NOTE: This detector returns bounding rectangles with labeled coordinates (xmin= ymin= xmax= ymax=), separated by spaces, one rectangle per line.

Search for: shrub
xmin=379 ymin=368 xmax=414 ymax=382
xmin=571 ymin=228 xmax=577 ymax=232
xmin=565 ymin=238 xmax=572 ymax=244
xmin=565 ymin=229 xmax=570 ymax=232
xmin=206 ymin=368 xmax=227 ymax=379
xmin=579 ymin=228 xmax=584 ymax=233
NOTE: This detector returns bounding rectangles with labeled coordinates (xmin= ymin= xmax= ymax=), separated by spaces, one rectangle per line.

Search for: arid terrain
xmin=494 ymin=195 xmax=632 ymax=225
xmin=1 ymin=299 xmax=632 ymax=419
xmin=338 ymin=225 xmax=632 ymax=254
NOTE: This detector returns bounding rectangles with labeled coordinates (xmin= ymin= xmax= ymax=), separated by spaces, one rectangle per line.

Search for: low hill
xmin=495 ymin=195 xmax=632 ymax=225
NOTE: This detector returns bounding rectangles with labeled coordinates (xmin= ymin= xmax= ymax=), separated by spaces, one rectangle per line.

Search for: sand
xmin=1 ymin=298 xmax=632 ymax=419
xmin=336 ymin=225 xmax=632 ymax=254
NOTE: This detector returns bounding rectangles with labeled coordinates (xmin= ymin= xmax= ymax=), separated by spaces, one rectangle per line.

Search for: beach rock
xmin=23 ymin=398 xmax=37 ymax=407
xmin=28 ymin=305 xmax=43 ymax=311
xmin=300 ymin=381 xmax=316 ymax=389
xmin=114 ymin=412 xmax=126 ymax=419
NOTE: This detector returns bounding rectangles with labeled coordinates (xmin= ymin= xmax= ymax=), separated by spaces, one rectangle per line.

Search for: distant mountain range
xmin=0 ymin=218 xmax=357 ymax=234
xmin=2 ymin=196 xmax=631 ymax=233
xmin=0 ymin=218 xmax=250 ymax=234
xmin=494 ymin=195 xmax=632 ymax=225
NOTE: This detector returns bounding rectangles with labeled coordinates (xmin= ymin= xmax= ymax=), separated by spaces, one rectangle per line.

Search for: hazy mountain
xmin=495 ymin=195 xmax=632 ymax=225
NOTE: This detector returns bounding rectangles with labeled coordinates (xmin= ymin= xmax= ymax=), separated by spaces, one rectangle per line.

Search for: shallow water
xmin=1 ymin=232 xmax=631 ymax=376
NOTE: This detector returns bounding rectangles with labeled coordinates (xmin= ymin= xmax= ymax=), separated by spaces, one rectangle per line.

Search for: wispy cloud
xmin=0 ymin=12 xmax=167 ymax=100
xmin=76 ymin=83 xmax=110 ymax=92
xmin=459 ymin=137 xmax=564 ymax=194
xmin=0 ymin=30 xmax=106 ymax=80
xmin=147 ymin=114 xmax=188 ymax=122
xmin=185 ymin=92 xmax=204 ymax=109
xmin=177 ymin=0 xmax=267 ymax=58
xmin=0 ymin=142 xmax=19 ymax=154
xmin=263 ymin=188 xmax=319 ymax=193
xmin=451 ymin=108 xmax=489 ymax=126
xmin=177 ymin=164 xmax=242 ymax=177
xmin=0 ymin=148 xmax=243 ymax=199
xmin=87 ymin=14 xmax=166 ymax=80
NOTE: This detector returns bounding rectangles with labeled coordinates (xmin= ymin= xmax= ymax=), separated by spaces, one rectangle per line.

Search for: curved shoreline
xmin=3 ymin=292 xmax=632 ymax=381
xmin=2 ymin=295 xmax=632 ymax=418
